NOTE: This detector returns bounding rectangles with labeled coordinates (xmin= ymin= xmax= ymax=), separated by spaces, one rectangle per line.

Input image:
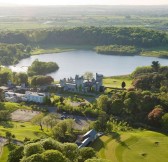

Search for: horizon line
xmin=1 ymin=4 xmax=168 ymax=7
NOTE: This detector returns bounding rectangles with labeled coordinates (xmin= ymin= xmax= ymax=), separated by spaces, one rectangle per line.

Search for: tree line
xmin=95 ymin=44 xmax=140 ymax=55
xmin=0 ymin=27 xmax=167 ymax=48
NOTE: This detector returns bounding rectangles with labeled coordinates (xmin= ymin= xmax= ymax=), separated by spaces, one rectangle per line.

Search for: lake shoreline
xmin=9 ymin=50 xmax=168 ymax=80
xmin=31 ymin=46 xmax=168 ymax=59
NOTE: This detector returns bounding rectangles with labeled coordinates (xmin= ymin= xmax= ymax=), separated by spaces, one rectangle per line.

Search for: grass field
xmin=0 ymin=122 xmax=49 ymax=141
xmin=0 ymin=145 xmax=9 ymax=162
xmin=103 ymin=75 xmax=133 ymax=89
xmin=0 ymin=102 xmax=31 ymax=112
xmin=91 ymin=131 xmax=168 ymax=162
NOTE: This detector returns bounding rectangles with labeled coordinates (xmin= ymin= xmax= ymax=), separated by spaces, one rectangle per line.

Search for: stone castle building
xmin=59 ymin=73 xmax=104 ymax=92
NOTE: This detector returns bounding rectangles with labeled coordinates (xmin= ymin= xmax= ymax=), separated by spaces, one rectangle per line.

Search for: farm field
xmin=91 ymin=131 xmax=168 ymax=162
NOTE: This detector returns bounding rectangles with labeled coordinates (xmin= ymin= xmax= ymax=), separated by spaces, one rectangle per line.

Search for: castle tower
xmin=96 ymin=73 xmax=103 ymax=86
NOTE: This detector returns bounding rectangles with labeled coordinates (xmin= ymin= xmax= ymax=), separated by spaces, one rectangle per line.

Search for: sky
xmin=0 ymin=0 xmax=168 ymax=6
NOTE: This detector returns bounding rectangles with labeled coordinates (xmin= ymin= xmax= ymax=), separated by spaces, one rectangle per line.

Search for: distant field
xmin=91 ymin=131 xmax=168 ymax=162
xmin=0 ymin=22 xmax=52 ymax=31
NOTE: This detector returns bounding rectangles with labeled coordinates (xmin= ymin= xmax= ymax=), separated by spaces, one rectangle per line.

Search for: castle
xmin=59 ymin=73 xmax=104 ymax=92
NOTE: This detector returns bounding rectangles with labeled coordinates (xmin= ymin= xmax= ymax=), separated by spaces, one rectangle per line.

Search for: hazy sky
xmin=0 ymin=0 xmax=168 ymax=6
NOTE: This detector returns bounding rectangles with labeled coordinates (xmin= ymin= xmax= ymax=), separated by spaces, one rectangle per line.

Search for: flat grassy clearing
xmin=103 ymin=75 xmax=133 ymax=89
xmin=0 ymin=122 xmax=49 ymax=141
xmin=91 ymin=131 xmax=168 ymax=162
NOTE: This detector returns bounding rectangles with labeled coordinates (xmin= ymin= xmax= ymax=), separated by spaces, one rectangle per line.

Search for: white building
xmin=25 ymin=91 xmax=46 ymax=103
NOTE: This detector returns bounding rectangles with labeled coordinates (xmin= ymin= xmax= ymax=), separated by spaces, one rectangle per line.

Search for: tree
xmin=42 ymin=113 xmax=58 ymax=130
xmin=52 ymin=119 xmax=75 ymax=142
xmin=121 ymin=81 xmax=126 ymax=89
xmin=97 ymin=95 xmax=110 ymax=112
xmin=162 ymin=113 xmax=168 ymax=130
xmin=31 ymin=113 xmax=45 ymax=130
xmin=6 ymin=131 xmax=13 ymax=144
xmin=83 ymin=72 xmax=94 ymax=80
xmin=30 ymin=76 xmax=54 ymax=87
xmin=8 ymin=146 xmax=24 ymax=162
xmin=0 ymin=88 xmax=3 ymax=101
xmin=21 ymin=154 xmax=44 ymax=162
xmin=42 ymin=150 xmax=67 ymax=162
xmin=0 ymin=71 xmax=10 ymax=85
xmin=0 ymin=110 xmax=11 ymax=121
xmin=24 ymin=143 xmax=44 ymax=157
xmin=16 ymin=73 xmax=28 ymax=84
xmin=79 ymin=147 xmax=96 ymax=162
xmin=148 ymin=105 xmax=164 ymax=127
xmin=151 ymin=61 xmax=160 ymax=72
xmin=41 ymin=138 xmax=62 ymax=151
xmin=26 ymin=46 xmax=32 ymax=53
xmin=62 ymin=143 xmax=79 ymax=162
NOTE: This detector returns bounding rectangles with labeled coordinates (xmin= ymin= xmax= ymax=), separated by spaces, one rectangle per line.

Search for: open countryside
xmin=0 ymin=3 xmax=168 ymax=162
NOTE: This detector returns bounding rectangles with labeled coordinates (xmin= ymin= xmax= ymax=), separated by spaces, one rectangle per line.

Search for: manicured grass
xmin=0 ymin=145 xmax=9 ymax=162
xmin=91 ymin=131 xmax=168 ymax=162
xmin=103 ymin=75 xmax=133 ymax=89
xmin=0 ymin=122 xmax=49 ymax=141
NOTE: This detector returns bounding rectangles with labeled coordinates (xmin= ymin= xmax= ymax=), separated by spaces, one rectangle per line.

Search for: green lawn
xmin=0 ymin=102 xmax=31 ymax=112
xmin=91 ymin=131 xmax=168 ymax=162
xmin=103 ymin=75 xmax=133 ymax=89
xmin=0 ymin=145 xmax=9 ymax=162
xmin=0 ymin=122 xmax=49 ymax=141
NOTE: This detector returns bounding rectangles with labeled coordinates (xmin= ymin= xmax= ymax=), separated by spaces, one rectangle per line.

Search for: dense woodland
xmin=0 ymin=27 xmax=167 ymax=47
xmin=0 ymin=43 xmax=30 ymax=65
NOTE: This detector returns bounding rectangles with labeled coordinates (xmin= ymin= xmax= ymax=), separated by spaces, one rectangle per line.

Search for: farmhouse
xmin=59 ymin=73 xmax=104 ymax=92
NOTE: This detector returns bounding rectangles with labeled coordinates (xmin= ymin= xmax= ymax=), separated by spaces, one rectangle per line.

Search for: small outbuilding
xmin=78 ymin=129 xmax=97 ymax=148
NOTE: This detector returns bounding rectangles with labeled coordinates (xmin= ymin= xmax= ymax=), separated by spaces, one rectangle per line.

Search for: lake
xmin=9 ymin=50 xmax=168 ymax=80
